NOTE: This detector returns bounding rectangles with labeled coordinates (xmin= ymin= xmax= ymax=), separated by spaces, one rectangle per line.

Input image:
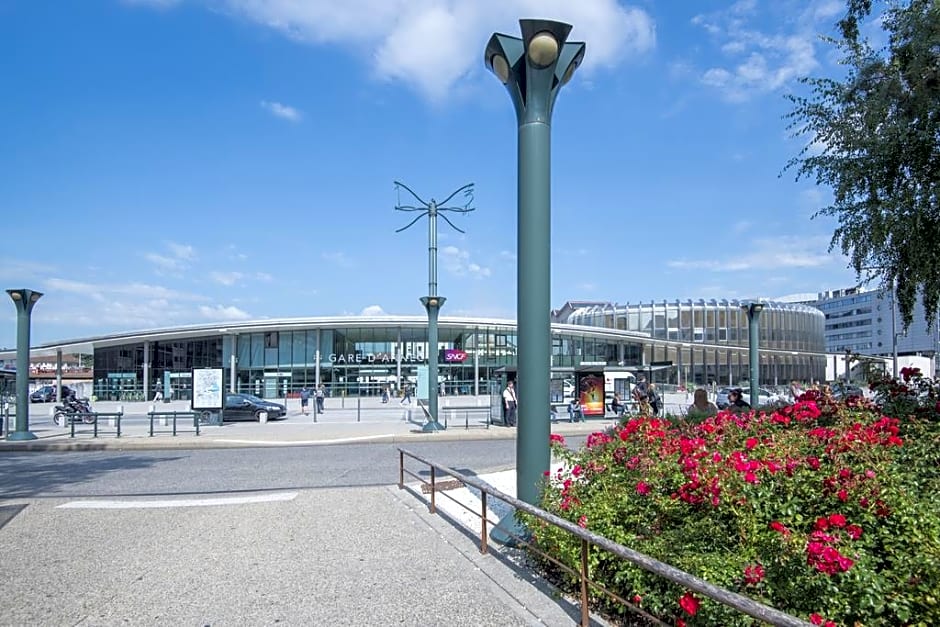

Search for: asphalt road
xmin=0 ymin=439 xmax=526 ymax=499
xmin=0 ymin=439 xmax=593 ymax=626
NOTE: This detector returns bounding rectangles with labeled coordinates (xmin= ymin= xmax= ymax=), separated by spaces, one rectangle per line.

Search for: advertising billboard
xmin=577 ymin=371 xmax=605 ymax=417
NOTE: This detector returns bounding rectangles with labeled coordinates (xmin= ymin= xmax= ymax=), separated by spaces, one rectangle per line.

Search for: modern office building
xmin=555 ymin=299 xmax=826 ymax=388
xmin=814 ymin=286 xmax=939 ymax=366
xmin=2 ymin=302 xmax=828 ymax=402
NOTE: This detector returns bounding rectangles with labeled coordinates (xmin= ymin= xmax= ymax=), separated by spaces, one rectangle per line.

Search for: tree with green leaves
xmin=785 ymin=0 xmax=939 ymax=329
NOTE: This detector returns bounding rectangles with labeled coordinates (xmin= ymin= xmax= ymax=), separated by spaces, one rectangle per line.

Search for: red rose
xmin=679 ymin=592 xmax=699 ymax=616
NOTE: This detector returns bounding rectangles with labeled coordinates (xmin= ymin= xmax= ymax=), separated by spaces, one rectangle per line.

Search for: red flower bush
xmin=532 ymin=386 xmax=940 ymax=626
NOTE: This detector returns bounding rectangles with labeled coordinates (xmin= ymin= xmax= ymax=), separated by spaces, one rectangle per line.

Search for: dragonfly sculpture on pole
xmin=394 ymin=180 xmax=475 ymax=431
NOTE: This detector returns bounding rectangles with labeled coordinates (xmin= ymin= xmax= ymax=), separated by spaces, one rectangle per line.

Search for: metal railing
xmin=63 ymin=412 xmax=125 ymax=438
xmin=146 ymin=411 xmax=201 ymax=436
xmin=440 ymin=406 xmax=491 ymax=429
xmin=397 ymin=447 xmax=810 ymax=627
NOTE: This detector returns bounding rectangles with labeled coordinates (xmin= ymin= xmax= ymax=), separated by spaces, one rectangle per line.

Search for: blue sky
xmin=1 ymin=0 xmax=863 ymax=348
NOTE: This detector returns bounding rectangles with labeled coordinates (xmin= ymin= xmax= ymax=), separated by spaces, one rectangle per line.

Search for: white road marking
xmin=57 ymin=492 xmax=298 ymax=509
xmin=209 ymin=434 xmax=398 ymax=446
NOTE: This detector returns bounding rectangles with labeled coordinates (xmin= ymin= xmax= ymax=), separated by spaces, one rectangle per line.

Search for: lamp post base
xmin=7 ymin=430 xmax=38 ymax=441
xmin=489 ymin=511 xmax=529 ymax=547
xmin=421 ymin=420 xmax=446 ymax=433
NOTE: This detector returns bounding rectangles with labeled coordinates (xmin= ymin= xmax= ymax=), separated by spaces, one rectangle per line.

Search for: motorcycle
xmin=52 ymin=397 xmax=95 ymax=427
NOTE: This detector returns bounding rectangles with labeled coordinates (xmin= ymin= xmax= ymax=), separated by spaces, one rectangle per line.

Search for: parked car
xmin=716 ymin=386 xmax=785 ymax=409
xmin=30 ymin=385 xmax=71 ymax=403
xmin=222 ymin=393 xmax=286 ymax=422
xmin=830 ymin=383 xmax=864 ymax=401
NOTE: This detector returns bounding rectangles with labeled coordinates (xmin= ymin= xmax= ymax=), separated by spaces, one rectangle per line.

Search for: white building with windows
xmin=813 ymin=286 xmax=940 ymax=373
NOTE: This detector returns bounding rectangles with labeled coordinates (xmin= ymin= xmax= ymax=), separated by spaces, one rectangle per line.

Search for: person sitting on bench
xmin=567 ymin=397 xmax=583 ymax=422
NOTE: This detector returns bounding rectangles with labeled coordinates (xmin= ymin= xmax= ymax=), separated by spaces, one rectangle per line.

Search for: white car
xmin=717 ymin=387 xmax=786 ymax=408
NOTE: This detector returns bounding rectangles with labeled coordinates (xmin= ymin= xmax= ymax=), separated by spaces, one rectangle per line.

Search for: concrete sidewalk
xmin=1 ymin=397 xmax=620 ymax=452
xmin=0 ymin=482 xmax=597 ymax=625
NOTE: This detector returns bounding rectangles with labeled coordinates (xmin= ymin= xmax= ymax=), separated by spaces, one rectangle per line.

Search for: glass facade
xmin=563 ymin=299 xmax=826 ymax=387
xmin=90 ymin=319 xmax=644 ymax=401
xmin=86 ymin=302 xmax=827 ymax=401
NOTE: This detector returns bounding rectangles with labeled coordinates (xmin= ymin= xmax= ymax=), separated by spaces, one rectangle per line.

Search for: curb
xmin=0 ymin=420 xmax=612 ymax=452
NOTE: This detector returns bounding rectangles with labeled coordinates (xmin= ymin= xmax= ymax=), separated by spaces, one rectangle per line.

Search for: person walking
xmin=315 ymin=385 xmax=325 ymax=414
xmin=381 ymin=387 xmax=389 ymax=404
xmin=610 ymin=391 xmax=624 ymax=417
xmin=648 ymin=383 xmax=662 ymax=417
xmin=299 ymin=386 xmax=311 ymax=416
xmin=502 ymin=380 xmax=518 ymax=427
xmin=632 ymin=375 xmax=650 ymax=415
xmin=400 ymin=383 xmax=412 ymax=406
xmin=153 ymin=381 xmax=163 ymax=403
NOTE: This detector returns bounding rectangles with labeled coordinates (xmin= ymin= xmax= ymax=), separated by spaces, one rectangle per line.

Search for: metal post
xmin=229 ymin=335 xmax=238 ymax=393
xmin=6 ymin=289 xmax=42 ymax=440
xmin=743 ymin=303 xmax=763 ymax=408
xmin=421 ymin=296 xmax=443 ymax=430
xmin=473 ymin=338 xmax=480 ymax=397
xmin=891 ymin=288 xmax=899 ymax=378
xmin=143 ymin=341 xmax=150 ymax=401
xmin=55 ymin=348 xmax=63 ymax=403
xmin=580 ymin=539 xmax=591 ymax=626
xmin=394 ymin=181 xmax=474 ymax=433
xmin=485 ymin=20 xmax=585 ymax=515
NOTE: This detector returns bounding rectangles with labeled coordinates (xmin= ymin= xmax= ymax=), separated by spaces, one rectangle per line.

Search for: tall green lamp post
xmin=484 ymin=20 xmax=584 ymax=515
xmin=394 ymin=181 xmax=475 ymax=432
xmin=6 ymin=288 xmax=42 ymax=441
xmin=742 ymin=302 xmax=764 ymax=408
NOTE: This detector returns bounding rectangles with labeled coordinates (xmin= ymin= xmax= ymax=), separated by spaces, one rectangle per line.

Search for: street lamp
xmin=394 ymin=180 xmax=475 ymax=432
xmin=485 ymin=21 xmax=584 ymax=514
xmin=6 ymin=288 xmax=42 ymax=441
xmin=741 ymin=302 xmax=763 ymax=408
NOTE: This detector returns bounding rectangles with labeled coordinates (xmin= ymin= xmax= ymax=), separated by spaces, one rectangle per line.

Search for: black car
xmin=30 ymin=385 xmax=71 ymax=403
xmin=222 ymin=393 xmax=287 ymax=422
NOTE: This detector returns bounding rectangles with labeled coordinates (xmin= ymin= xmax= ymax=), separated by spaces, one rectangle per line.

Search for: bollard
xmin=259 ymin=411 xmax=268 ymax=424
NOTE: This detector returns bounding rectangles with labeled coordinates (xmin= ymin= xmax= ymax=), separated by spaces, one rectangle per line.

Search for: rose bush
xmin=524 ymin=382 xmax=940 ymax=626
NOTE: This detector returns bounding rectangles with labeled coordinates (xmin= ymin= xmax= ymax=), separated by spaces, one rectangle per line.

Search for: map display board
xmin=192 ymin=368 xmax=223 ymax=410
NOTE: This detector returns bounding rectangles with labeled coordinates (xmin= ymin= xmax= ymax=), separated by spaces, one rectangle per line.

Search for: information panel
xmin=577 ymin=371 xmax=606 ymax=417
xmin=192 ymin=368 xmax=223 ymax=410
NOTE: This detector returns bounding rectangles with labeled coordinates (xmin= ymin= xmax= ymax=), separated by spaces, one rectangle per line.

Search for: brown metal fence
xmin=397 ymin=447 xmax=810 ymax=627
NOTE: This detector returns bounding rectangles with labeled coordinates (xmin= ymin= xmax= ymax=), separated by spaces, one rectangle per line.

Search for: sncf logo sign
xmin=443 ymin=349 xmax=468 ymax=363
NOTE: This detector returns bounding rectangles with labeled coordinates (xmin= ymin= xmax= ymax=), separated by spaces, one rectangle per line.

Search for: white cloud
xmin=441 ymin=245 xmax=491 ymax=278
xmin=209 ymin=271 xmax=244 ymax=286
xmin=360 ymin=305 xmax=387 ymax=316
xmin=140 ymin=1 xmax=656 ymax=102
xmin=144 ymin=241 xmax=196 ymax=272
xmin=44 ymin=278 xmax=205 ymax=301
xmin=0 ymin=258 xmax=57 ymax=281
xmin=667 ymin=235 xmax=838 ymax=272
xmin=260 ymin=100 xmax=302 ymax=122
xmin=692 ymin=0 xmax=837 ymax=102
xmin=198 ymin=305 xmax=252 ymax=320
xmin=30 ymin=279 xmax=212 ymax=333
xmin=167 ymin=242 xmax=195 ymax=260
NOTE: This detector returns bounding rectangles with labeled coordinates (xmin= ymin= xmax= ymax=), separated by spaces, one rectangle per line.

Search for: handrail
xmin=440 ymin=406 xmax=491 ymax=430
xmin=61 ymin=411 xmax=124 ymax=438
xmin=397 ymin=447 xmax=810 ymax=627
xmin=146 ymin=410 xmax=201 ymax=436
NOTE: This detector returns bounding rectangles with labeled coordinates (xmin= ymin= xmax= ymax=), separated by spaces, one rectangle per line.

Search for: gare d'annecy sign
xmin=329 ymin=350 xmax=468 ymax=365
